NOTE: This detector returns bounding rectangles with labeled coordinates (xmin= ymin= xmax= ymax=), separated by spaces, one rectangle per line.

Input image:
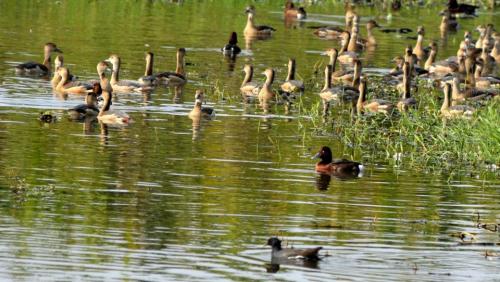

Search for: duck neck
xmin=329 ymin=52 xmax=337 ymax=73
xmin=402 ymin=72 xmax=410 ymax=99
xmin=424 ymin=50 xmax=436 ymax=70
xmin=451 ymin=79 xmax=461 ymax=100
xmin=286 ymin=60 xmax=295 ymax=81
xmin=441 ymin=86 xmax=450 ymax=112
xmin=264 ymin=72 xmax=274 ymax=88
xmin=464 ymin=57 xmax=475 ymax=87
xmin=99 ymin=91 xmax=112 ymax=116
xmin=242 ymin=67 xmax=253 ymax=86
xmin=415 ymin=35 xmax=423 ymax=51
xmin=176 ymin=52 xmax=185 ymax=76
xmin=347 ymin=32 xmax=358 ymax=52
xmin=51 ymin=72 xmax=60 ymax=88
xmin=145 ymin=54 xmax=153 ymax=76
xmin=356 ymin=82 xmax=366 ymax=110
xmin=352 ymin=63 xmax=361 ymax=88
xmin=43 ymin=51 xmax=51 ymax=70
xmin=491 ymin=41 xmax=499 ymax=57
xmin=246 ymin=14 xmax=255 ymax=30
xmin=323 ymin=67 xmax=332 ymax=90
xmin=367 ymin=25 xmax=375 ymax=44
xmin=340 ymin=33 xmax=350 ymax=53
xmin=56 ymin=74 xmax=68 ymax=91
xmin=111 ymin=61 xmax=120 ymax=84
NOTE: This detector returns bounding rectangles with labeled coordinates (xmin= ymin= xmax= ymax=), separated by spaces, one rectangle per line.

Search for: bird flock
xmin=11 ymin=0 xmax=500 ymax=259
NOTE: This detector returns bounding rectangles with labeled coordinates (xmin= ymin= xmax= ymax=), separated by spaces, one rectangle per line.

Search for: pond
xmin=0 ymin=0 xmax=499 ymax=281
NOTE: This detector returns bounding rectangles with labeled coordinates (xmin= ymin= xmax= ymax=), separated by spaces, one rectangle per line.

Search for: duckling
xmin=281 ymin=58 xmax=305 ymax=94
xmin=97 ymin=80 xmax=130 ymax=125
xmin=55 ymin=67 xmax=93 ymax=95
xmin=244 ymin=6 xmax=276 ymax=38
xmin=338 ymin=31 xmax=358 ymax=64
xmin=356 ymin=77 xmax=394 ymax=114
xmin=156 ymin=48 xmax=187 ymax=86
xmin=221 ymin=32 xmax=241 ymax=56
xmin=15 ymin=42 xmax=62 ymax=75
xmin=68 ymin=83 xmax=101 ymax=120
xmin=189 ymin=90 xmax=215 ymax=120
xmin=284 ymin=1 xmax=307 ymax=20
xmin=138 ymin=52 xmax=158 ymax=87
xmin=105 ymin=54 xmax=149 ymax=93
xmin=258 ymin=68 xmax=276 ymax=106
xmin=313 ymin=146 xmax=362 ymax=174
xmin=441 ymin=83 xmax=474 ymax=118
xmin=267 ymin=237 xmax=321 ymax=261
xmin=240 ymin=64 xmax=261 ymax=100
xmin=397 ymin=62 xmax=417 ymax=112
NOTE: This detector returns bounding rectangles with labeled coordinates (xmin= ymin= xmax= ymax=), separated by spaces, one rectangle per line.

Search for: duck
xmin=258 ymin=68 xmax=276 ymax=107
xmin=280 ymin=58 xmax=304 ymax=94
xmin=344 ymin=2 xmax=357 ymax=31
xmin=356 ymin=77 xmax=394 ymax=114
xmin=51 ymin=55 xmax=64 ymax=88
xmin=451 ymin=76 xmax=496 ymax=102
xmin=332 ymin=57 xmax=362 ymax=87
xmin=413 ymin=26 xmax=428 ymax=63
xmin=68 ymin=82 xmax=101 ymax=120
xmin=319 ymin=65 xmax=359 ymax=113
xmin=439 ymin=12 xmax=459 ymax=32
xmin=240 ymin=64 xmax=261 ymax=100
xmin=105 ymin=54 xmax=149 ymax=93
xmin=97 ymin=79 xmax=131 ymax=125
xmin=96 ymin=61 xmax=112 ymax=92
xmin=474 ymin=61 xmax=500 ymax=90
xmin=479 ymin=48 xmax=497 ymax=76
xmin=156 ymin=48 xmax=187 ymax=86
xmin=447 ymin=0 xmax=478 ymax=16
xmin=313 ymin=25 xmax=346 ymax=39
xmin=426 ymin=43 xmax=460 ymax=75
xmin=221 ymin=32 xmax=241 ymax=56
xmin=244 ymin=6 xmax=276 ymax=38
xmin=189 ymin=90 xmax=215 ymax=120
xmin=266 ymin=237 xmax=322 ymax=261
xmin=138 ymin=52 xmax=158 ymax=87
xmin=347 ymin=24 xmax=364 ymax=52
xmin=397 ymin=62 xmax=417 ymax=112
xmin=15 ymin=42 xmax=62 ymax=75
xmin=362 ymin=20 xmax=380 ymax=46
xmin=337 ymin=31 xmax=358 ymax=64
xmin=313 ymin=146 xmax=362 ymax=174
xmin=284 ymin=1 xmax=307 ymax=20
xmin=55 ymin=67 xmax=93 ymax=95
xmin=441 ymin=83 xmax=474 ymax=118
xmin=491 ymin=39 xmax=500 ymax=63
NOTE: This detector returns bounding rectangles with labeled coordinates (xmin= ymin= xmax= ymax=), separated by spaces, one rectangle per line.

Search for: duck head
xmin=267 ymin=237 xmax=282 ymax=250
xmin=313 ymin=146 xmax=333 ymax=164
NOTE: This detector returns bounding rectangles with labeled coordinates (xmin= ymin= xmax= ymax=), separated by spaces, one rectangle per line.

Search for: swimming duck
xmin=439 ymin=12 xmax=459 ymax=32
xmin=441 ymin=83 xmax=474 ymax=118
xmin=244 ymin=6 xmax=276 ymax=37
xmin=258 ymin=68 xmax=276 ymax=107
xmin=240 ymin=64 xmax=261 ymax=100
xmin=97 ymin=80 xmax=130 ymax=125
xmin=313 ymin=25 xmax=346 ymax=39
xmin=413 ymin=26 xmax=428 ymax=63
xmin=51 ymin=55 xmax=64 ymax=88
xmin=313 ymin=146 xmax=362 ymax=174
xmin=338 ymin=32 xmax=358 ymax=64
xmin=363 ymin=20 xmax=380 ymax=46
xmin=156 ymin=48 xmax=187 ymax=86
xmin=138 ymin=52 xmax=158 ymax=87
xmin=15 ymin=42 xmax=62 ymax=75
xmin=397 ymin=62 xmax=417 ymax=112
xmin=68 ymin=82 xmax=101 ymax=120
xmin=267 ymin=237 xmax=322 ymax=261
xmin=356 ymin=77 xmax=394 ymax=114
xmin=281 ymin=58 xmax=304 ymax=94
xmin=344 ymin=2 xmax=357 ymax=30
xmin=447 ymin=0 xmax=478 ymax=16
xmin=96 ymin=61 xmax=112 ymax=93
xmin=189 ymin=89 xmax=215 ymax=120
xmin=221 ymin=32 xmax=241 ymax=56
xmin=105 ymin=54 xmax=149 ymax=93
xmin=332 ymin=57 xmax=362 ymax=87
xmin=55 ymin=67 xmax=93 ymax=95
xmin=284 ymin=1 xmax=307 ymax=20
xmin=347 ymin=23 xmax=363 ymax=52
xmin=319 ymin=65 xmax=359 ymax=111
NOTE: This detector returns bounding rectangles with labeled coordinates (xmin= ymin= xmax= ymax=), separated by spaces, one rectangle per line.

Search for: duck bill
xmin=311 ymin=152 xmax=320 ymax=160
xmin=54 ymin=47 xmax=63 ymax=53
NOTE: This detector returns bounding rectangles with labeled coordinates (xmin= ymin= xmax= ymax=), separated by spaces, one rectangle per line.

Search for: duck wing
xmin=15 ymin=62 xmax=48 ymax=73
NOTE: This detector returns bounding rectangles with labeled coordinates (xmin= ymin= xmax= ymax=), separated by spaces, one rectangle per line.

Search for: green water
xmin=0 ymin=0 xmax=499 ymax=281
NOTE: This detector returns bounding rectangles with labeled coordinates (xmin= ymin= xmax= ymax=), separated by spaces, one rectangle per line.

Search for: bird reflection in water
xmin=315 ymin=171 xmax=362 ymax=190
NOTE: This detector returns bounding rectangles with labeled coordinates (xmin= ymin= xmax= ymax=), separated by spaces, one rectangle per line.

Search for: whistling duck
xmin=138 ymin=52 xmax=157 ymax=86
xmin=356 ymin=77 xmax=394 ymax=114
xmin=97 ymin=79 xmax=130 ymax=124
xmin=347 ymin=24 xmax=364 ymax=52
xmin=413 ymin=26 xmax=428 ymax=62
xmin=440 ymin=12 xmax=459 ymax=32
xmin=319 ymin=65 xmax=359 ymax=108
xmin=451 ymin=76 xmax=493 ymax=102
xmin=344 ymin=2 xmax=357 ymax=30
xmin=284 ymin=1 xmax=307 ymax=20
xmin=332 ymin=56 xmax=362 ymax=86
xmin=441 ymin=83 xmax=474 ymax=118
xmin=105 ymin=55 xmax=149 ymax=93
xmin=426 ymin=44 xmax=460 ymax=75
xmin=221 ymin=32 xmax=241 ymax=56
xmin=55 ymin=67 xmax=93 ymax=94
xmin=281 ymin=58 xmax=304 ymax=94
xmin=258 ymin=68 xmax=276 ymax=107
xmin=68 ymin=83 xmax=101 ymax=120
xmin=51 ymin=55 xmax=64 ymax=88
xmin=479 ymin=48 xmax=497 ymax=76
xmin=15 ymin=43 xmax=62 ymax=75
xmin=189 ymin=89 xmax=215 ymax=120
xmin=338 ymin=32 xmax=358 ymax=64
xmin=267 ymin=237 xmax=321 ymax=261
xmin=447 ymin=0 xmax=478 ymax=16
xmin=397 ymin=62 xmax=417 ymax=112
xmin=474 ymin=61 xmax=500 ymax=89
xmin=314 ymin=146 xmax=362 ymax=174
xmin=240 ymin=64 xmax=260 ymax=99
xmin=244 ymin=6 xmax=276 ymax=37
xmin=156 ymin=48 xmax=187 ymax=86
xmin=491 ymin=39 xmax=500 ymax=63
xmin=363 ymin=20 xmax=380 ymax=46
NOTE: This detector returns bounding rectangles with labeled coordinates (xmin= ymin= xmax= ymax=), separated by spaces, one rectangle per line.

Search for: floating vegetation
xmin=7 ymin=173 xmax=55 ymax=198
